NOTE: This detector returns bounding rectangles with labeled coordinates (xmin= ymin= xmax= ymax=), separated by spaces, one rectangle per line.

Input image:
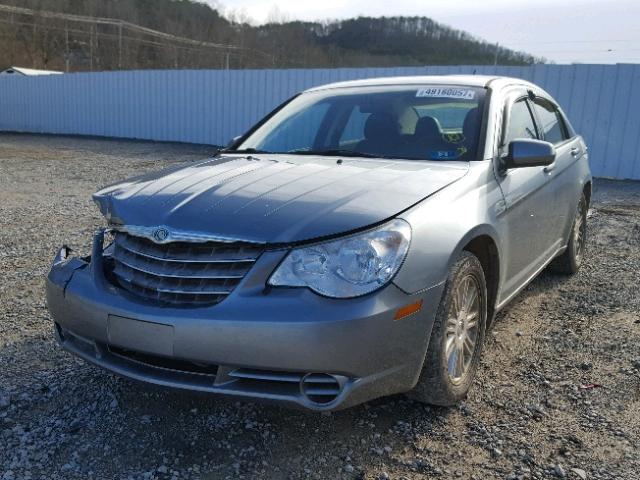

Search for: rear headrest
xmin=364 ymin=112 xmax=400 ymax=140
xmin=414 ymin=116 xmax=442 ymax=140
xmin=463 ymin=107 xmax=480 ymax=139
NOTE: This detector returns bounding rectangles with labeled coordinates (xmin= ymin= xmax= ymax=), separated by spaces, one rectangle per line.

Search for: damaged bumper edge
xmin=48 ymin=228 xmax=108 ymax=296
xmin=47 ymin=245 xmax=89 ymax=296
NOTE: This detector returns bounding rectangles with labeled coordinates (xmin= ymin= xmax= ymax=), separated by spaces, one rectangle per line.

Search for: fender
xmin=393 ymin=161 xmax=505 ymax=294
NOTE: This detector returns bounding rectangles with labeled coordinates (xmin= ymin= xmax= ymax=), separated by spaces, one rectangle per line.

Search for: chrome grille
xmin=105 ymin=232 xmax=263 ymax=306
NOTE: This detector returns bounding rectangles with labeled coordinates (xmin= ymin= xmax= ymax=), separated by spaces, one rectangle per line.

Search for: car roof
xmin=305 ymin=75 xmax=537 ymax=92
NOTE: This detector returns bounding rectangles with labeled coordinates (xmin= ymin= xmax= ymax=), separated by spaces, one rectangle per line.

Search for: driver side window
xmin=504 ymin=99 xmax=538 ymax=147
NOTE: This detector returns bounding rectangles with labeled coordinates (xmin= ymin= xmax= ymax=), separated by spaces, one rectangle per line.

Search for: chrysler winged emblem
xmin=152 ymin=227 xmax=170 ymax=243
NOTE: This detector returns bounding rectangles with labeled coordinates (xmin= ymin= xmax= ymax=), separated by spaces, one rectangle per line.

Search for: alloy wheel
xmin=445 ymin=275 xmax=481 ymax=384
xmin=574 ymin=200 xmax=587 ymax=263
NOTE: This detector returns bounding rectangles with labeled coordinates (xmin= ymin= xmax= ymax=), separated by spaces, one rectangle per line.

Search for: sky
xmin=209 ymin=0 xmax=640 ymax=64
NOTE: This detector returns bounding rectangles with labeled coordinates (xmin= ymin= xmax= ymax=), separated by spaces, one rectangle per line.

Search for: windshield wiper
xmin=219 ymin=148 xmax=273 ymax=154
xmin=222 ymin=148 xmax=387 ymax=159
xmin=287 ymin=149 xmax=383 ymax=158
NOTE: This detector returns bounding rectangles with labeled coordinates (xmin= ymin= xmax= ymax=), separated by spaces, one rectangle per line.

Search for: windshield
xmin=235 ymin=85 xmax=486 ymax=161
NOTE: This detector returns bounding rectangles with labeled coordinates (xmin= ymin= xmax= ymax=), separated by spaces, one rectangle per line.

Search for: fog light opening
xmin=300 ymin=373 xmax=342 ymax=405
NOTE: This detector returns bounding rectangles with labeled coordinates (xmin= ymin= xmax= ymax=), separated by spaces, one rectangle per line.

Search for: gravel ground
xmin=1 ymin=133 xmax=639 ymax=480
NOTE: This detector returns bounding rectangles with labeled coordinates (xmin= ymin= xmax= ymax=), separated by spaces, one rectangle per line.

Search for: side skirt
xmin=494 ymin=244 xmax=566 ymax=313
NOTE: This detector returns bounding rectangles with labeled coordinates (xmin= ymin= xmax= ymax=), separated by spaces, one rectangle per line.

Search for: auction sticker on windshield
xmin=416 ymin=87 xmax=475 ymax=100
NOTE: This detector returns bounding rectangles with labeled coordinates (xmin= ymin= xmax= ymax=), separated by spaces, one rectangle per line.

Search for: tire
xmin=409 ymin=251 xmax=487 ymax=406
xmin=550 ymin=192 xmax=587 ymax=274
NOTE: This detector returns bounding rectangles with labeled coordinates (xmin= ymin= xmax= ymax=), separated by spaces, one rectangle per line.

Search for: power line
xmin=0 ymin=2 xmax=276 ymax=68
xmin=0 ymin=4 xmax=243 ymax=51
xmin=506 ymin=38 xmax=639 ymax=46
xmin=0 ymin=18 xmax=231 ymax=54
xmin=529 ymin=49 xmax=640 ymax=54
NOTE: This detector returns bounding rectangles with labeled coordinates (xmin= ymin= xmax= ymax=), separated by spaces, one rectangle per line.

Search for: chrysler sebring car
xmin=46 ymin=75 xmax=591 ymax=410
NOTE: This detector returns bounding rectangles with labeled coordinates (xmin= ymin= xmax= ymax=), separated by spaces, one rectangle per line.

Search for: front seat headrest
xmin=414 ymin=116 xmax=442 ymax=140
xmin=364 ymin=112 xmax=400 ymax=140
xmin=463 ymin=107 xmax=480 ymax=139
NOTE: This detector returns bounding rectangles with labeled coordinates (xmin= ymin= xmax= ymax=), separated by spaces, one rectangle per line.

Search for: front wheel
xmin=409 ymin=251 xmax=487 ymax=406
xmin=551 ymin=192 xmax=587 ymax=274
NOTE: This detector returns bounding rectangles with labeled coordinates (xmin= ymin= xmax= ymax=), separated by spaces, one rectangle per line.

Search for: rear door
xmin=495 ymin=90 xmax=559 ymax=301
xmin=530 ymin=96 xmax=584 ymax=242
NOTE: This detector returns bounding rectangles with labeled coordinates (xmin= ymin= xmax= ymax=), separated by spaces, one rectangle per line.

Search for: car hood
xmin=93 ymin=154 xmax=468 ymax=244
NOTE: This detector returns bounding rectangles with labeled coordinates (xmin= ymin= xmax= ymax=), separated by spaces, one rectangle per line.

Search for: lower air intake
xmin=228 ymin=368 xmax=344 ymax=405
xmin=300 ymin=373 xmax=342 ymax=405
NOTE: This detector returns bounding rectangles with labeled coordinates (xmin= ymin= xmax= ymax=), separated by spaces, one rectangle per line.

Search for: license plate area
xmin=107 ymin=315 xmax=174 ymax=357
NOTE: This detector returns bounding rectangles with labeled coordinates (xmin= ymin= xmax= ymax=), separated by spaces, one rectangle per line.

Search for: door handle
xmin=570 ymin=147 xmax=580 ymax=157
xmin=543 ymin=163 xmax=556 ymax=174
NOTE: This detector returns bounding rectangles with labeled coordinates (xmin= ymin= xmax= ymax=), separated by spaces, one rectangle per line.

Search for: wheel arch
xmin=449 ymin=226 xmax=501 ymax=326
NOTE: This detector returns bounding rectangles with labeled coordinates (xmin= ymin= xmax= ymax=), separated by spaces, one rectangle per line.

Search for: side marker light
xmin=394 ymin=300 xmax=423 ymax=320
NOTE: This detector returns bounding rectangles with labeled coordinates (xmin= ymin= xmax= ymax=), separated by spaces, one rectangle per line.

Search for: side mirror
xmin=226 ymin=135 xmax=241 ymax=148
xmin=502 ymin=139 xmax=556 ymax=169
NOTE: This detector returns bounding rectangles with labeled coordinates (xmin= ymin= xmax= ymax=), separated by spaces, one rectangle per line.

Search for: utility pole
xmin=493 ymin=42 xmax=499 ymax=66
xmin=118 ymin=22 xmax=123 ymax=69
xmin=32 ymin=19 xmax=37 ymax=68
xmin=9 ymin=12 xmax=16 ymax=64
xmin=65 ymin=24 xmax=70 ymax=72
xmin=94 ymin=24 xmax=99 ymax=70
xmin=89 ymin=24 xmax=94 ymax=71
xmin=225 ymin=51 xmax=230 ymax=70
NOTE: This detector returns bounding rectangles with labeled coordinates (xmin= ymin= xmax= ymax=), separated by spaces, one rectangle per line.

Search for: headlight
xmin=268 ymin=219 xmax=411 ymax=298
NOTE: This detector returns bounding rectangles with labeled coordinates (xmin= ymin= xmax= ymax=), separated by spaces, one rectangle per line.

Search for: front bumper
xmin=46 ymin=240 xmax=444 ymax=411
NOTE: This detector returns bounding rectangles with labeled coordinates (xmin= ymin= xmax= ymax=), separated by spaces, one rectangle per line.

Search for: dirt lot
xmin=1 ymin=133 xmax=639 ymax=480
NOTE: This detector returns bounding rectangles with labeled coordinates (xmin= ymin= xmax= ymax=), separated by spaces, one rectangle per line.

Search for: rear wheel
xmin=410 ymin=251 xmax=487 ymax=406
xmin=551 ymin=193 xmax=587 ymax=274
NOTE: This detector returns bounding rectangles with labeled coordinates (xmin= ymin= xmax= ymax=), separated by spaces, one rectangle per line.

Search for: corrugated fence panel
xmin=0 ymin=64 xmax=639 ymax=179
xmin=621 ymin=65 xmax=640 ymax=180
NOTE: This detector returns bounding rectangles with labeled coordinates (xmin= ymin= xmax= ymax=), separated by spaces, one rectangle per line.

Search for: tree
xmin=0 ymin=0 xmax=542 ymax=71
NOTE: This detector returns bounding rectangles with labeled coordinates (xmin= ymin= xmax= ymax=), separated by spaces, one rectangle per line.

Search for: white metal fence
xmin=1 ymin=64 xmax=639 ymax=179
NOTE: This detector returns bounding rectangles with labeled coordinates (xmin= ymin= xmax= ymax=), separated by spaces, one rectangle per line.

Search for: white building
xmin=0 ymin=66 xmax=63 ymax=76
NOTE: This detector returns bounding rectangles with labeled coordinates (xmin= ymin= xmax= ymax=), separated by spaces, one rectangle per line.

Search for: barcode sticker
xmin=416 ymin=88 xmax=475 ymax=100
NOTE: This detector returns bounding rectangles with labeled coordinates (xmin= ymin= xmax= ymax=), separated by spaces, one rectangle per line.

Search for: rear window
xmin=414 ymin=103 xmax=477 ymax=130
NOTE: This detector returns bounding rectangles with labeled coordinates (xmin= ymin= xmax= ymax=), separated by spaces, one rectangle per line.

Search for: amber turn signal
xmin=394 ymin=300 xmax=423 ymax=320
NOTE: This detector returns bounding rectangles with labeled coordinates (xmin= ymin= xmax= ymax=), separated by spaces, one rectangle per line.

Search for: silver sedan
xmin=47 ymin=75 xmax=591 ymax=410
